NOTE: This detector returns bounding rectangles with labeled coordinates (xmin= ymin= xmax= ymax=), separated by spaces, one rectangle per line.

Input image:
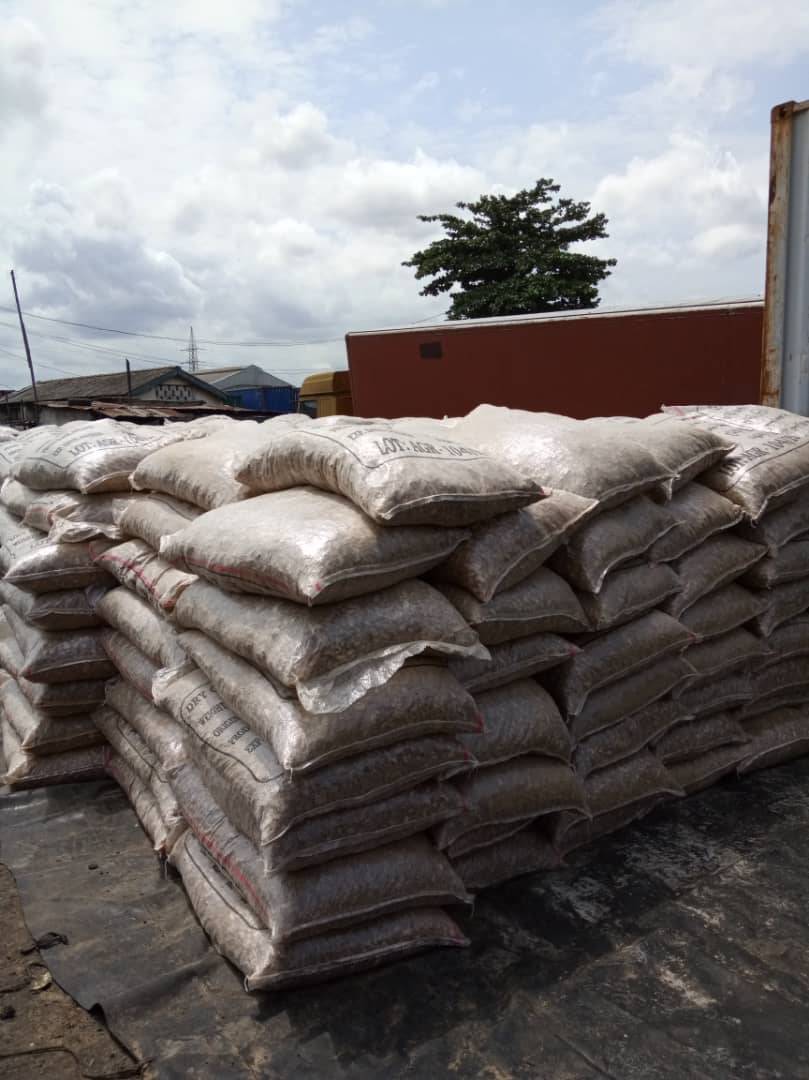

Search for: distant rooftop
xmin=197 ymin=364 xmax=295 ymax=389
xmin=7 ymin=365 xmax=230 ymax=404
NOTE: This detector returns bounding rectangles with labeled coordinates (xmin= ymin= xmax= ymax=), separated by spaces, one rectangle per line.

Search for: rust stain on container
xmin=761 ymin=101 xmax=796 ymax=408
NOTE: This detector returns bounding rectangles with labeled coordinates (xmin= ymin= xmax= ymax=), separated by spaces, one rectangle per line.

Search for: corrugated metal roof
xmin=8 ymin=366 xmax=233 ymax=404
xmin=197 ymin=364 xmax=295 ymax=390
xmin=7 ymin=367 xmax=176 ymax=403
xmin=41 ymin=400 xmax=253 ymax=419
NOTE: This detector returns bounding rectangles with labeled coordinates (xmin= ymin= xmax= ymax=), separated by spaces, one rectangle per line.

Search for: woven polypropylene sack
xmin=430 ymin=489 xmax=596 ymax=602
xmin=654 ymin=711 xmax=748 ymax=765
xmin=577 ymin=563 xmax=680 ymax=632
xmin=667 ymin=743 xmax=746 ymax=794
xmin=549 ymin=496 xmax=677 ymax=592
xmin=179 ymin=630 xmax=481 ymax=773
xmin=235 ymin=415 xmax=543 ymax=526
xmin=648 ymin=483 xmax=744 ymax=562
xmin=749 ymin=576 xmax=809 ymax=636
xmin=738 ymin=708 xmax=809 ymax=773
xmin=0 ymin=441 xmax=23 ymax=483
xmin=684 ymin=627 xmax=769 ymax=678
xmin=544 ymin=610 xmax=694 ymax=716
xmin=3 ymin=605 xmax=114 ymax=684
xmin=451 ymin=828 xmax=561 ymax=892
xmin=662 ymin=535 xmax=766 ymax=618
xmin=433 ymin=758 xmax=587 ymax=850
xmin=162 ymin=488 xmax=470 ymax=605
xmin=17 ymin=676 xmax=107 ymax=716
xmin=12 ymin=419 xmax=192 ymax=494
xmin=92 ymin=704 xmax=183 ymax=829
xmin=741 ymin=540 xmax=809 ymax=588
xmin=105 ymin=750 xmax=186 ymax=855
xmin=104 ymin=678 xmax=186 ymax=764
xmin=453 ymin=405 xmax=674 ymax=508
xmin=179 ymin=768 xmax=466 ymax=925
xmin=2 ymin=722 xmax=105 ymax=789
xmin=661 ymin=405 xmax=809 ymax=520
xmin=0 ymin=608 xmax=23 ymax=674
xmin=171 ymin=758 xmax=463 ymax=873
xmin=0 ymin=427 xmax=55 ymax=483
xmin=585 ymin=414 xmax=733 ymax=493
xmin=583 ymin=748 xmax=683 ymax=815
xmin=172 ymin=578 xmax=487 ymax=713
xmin=436 ymin=567 xmax=588 ymax=646
xmin=762 ymin=614 xmax=809 ymax=660
xmin=676 ymin=670 xmax=753 ymax=717
xmin=5 ymin=483 xmax=143 ymax=541
xmin=90 ymin=538 xmax=197 ymax=614
xmin=118 ymin=492 xmax=202 ymax=551
xmin=0 ymin=479 xmax=67 ymax=523
xmin=95 ymin=587 xmax=187 ymax=667
xmin=169 ymin=767 xmax=470 ymax=942
xmin=679 ymin=583 xmax=767 ymax=640
xmin=448 ymin=633 xmax=577 ymax=693
xmin=569 ymin=655 xmax=696 ymax=741
xmin=101 ymin=631 xmax=160 ymax=700
xmin=749 ymin=656 xmax=809 ymax=709
xmin=2 ymin=532 xmax=113 ymax=594
xmin=443 ymin=818 xmax=537 ymax=860
xmin=552 ymin=795 xmax=666 ymax=854
xmin=209 ymin=831 xmax=470 ymax=945
xmin=462 ymin=681 xmax=571 ymax=766
xmin=0 ymin=581 xmax=100 ymax=631
xmin=154 ymin=663 xmax=472 ymax=846
xmin=551 ymin=750 xmax=683 ymax=848
xmin=574 ymin=698 xmax=686 ymax=777
xmin=171 ymin=834 xmax=467 ymax=991
xmin=131 ymin=420 xmax=271 ymax=509
xmin=736 ymin=486 xmax=809 ymax=553
xmin=0 ymin=672 xmax=103 ymax=754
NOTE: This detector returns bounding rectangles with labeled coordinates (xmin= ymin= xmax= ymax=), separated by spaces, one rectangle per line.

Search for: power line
xmin=0 ymin=304 xmax=449 ymax=346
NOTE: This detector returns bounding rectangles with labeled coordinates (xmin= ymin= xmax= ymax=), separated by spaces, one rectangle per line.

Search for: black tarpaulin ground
xmin=2 ymin=760 xmax=809 ymax=1079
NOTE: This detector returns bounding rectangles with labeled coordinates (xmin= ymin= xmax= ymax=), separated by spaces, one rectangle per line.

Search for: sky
xmin=1 ymin=0 xmax=808 ymax=390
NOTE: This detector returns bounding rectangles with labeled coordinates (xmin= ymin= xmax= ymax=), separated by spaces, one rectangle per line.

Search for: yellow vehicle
xmin=297 ymin=370 xmax=353 ymax=418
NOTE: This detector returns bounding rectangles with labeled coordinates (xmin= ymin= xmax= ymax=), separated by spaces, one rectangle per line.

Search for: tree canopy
xmin=403 ymin=179 xmax=616 ymax=320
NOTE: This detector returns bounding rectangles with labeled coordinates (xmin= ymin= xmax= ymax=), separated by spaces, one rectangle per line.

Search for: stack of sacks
xmin=663 ymin=404 xmax=809 ymax=772
xmin=133 ymin=415 xmax=545 ymax=986
xmin=452 ymin=407 xmax=735 ymax=856
xmin=414 ymin=490 xmax=600 ymax=889
xmin=0 ymin=420 xmax=189 ymax=788
xmin=86 ymin=419 xmax=313 ymax=855
xmin=85 ymin=419 xmax=323 ymax=854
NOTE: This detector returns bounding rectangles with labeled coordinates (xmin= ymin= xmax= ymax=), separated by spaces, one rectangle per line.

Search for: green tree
xmin=403 ymin=179 xmax=616 ymax=320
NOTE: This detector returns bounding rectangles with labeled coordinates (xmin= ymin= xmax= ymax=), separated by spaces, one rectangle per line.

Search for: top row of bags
xmin=3 ymin=403 xmax=809 ymax=528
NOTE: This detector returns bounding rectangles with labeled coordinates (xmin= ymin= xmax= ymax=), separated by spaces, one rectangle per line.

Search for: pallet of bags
xmin=448 ymin=408 xmax=733 ymax=855
xmin=0 ymin=417 xmax=210 ymax=789
xmin=661 ymin=404 xmax=809 ymax=779
xmin=123 ymin=423 xmax=547 ymax=986
xmin=0 ymin=481 xmax=123 ymax=788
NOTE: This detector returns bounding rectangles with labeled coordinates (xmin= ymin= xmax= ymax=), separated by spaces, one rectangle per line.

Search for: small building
xmin=197 ymin=364 xmax=299 ymax=414
xmin=1 ymin=365 xmax=239 ymax=427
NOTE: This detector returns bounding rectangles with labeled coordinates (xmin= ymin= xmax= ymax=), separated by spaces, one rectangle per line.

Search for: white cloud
xmin=1 ymin=0 xmax=806 ymax=390
xmin=597 ymin=0 xmax=809 ymax=70
xmin=0 ymin=18 xmax=50 ymax=125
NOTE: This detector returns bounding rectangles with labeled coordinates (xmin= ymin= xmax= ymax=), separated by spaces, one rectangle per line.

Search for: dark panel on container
xmin=346 ymin=306 xmax=764 ymax=419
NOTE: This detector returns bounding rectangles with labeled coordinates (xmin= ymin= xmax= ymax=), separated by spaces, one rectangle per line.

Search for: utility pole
xmin=180 ymin=325 xmax=203 ymax=373
xmin=10 ymin=270 xmax=38 ymax=405
xmin=125 ymin=357 xmax=133 ymax=399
